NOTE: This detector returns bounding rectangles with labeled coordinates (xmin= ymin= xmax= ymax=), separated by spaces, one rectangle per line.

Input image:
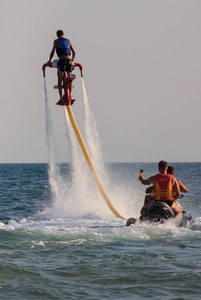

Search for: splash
xmin=43 ymin=77 xmax=126 ymax=219
xmin=43 ymin=78 xmax=100 ymax=219
xmin=81 ymin=78 xmax=128 ymax=217
xmin=81 ymin=78 xmax=104 ymax=177
xmin=62 ymin=107 xmax=112 ymax=218
xmin=64 ymin=109 xmax=90 ymax=211
xmin=43 ymin=78 xmax=61 ymax=200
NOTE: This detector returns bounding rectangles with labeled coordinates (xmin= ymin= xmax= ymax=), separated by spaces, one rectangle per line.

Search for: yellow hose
xmin=66 ymin=104 xmax=125 ymax=220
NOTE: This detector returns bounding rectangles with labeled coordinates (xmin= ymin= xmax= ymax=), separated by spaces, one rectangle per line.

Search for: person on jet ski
xmin=47 ymin=30 xmax=76 ymax=103
xmin=139 ymin=160 xmax=182 ymax=219
xmin=167 ymin=166 xmax=189 ymax=194
xmin=140 ymin=165 xmax=188 ymax=217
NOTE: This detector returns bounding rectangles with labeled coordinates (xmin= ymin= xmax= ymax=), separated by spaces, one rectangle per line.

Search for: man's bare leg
xmin=57 ymin=69 xmax=64 ymax=100
xmin=140 ymin=195 xmax=153 ymax=217
xmin=67 ymin=71 xmax=73 ymax=99
xmin=171 ymin=202 xmax=183 ymax=219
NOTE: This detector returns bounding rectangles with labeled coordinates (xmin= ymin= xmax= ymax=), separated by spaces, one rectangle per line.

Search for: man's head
xmin=57 ymin=30 xmax=64 ymax=38
xmin=158 ymin=160 xmax=168 ymax=173
xmin=167 ymin=166 xmax=175 ymax=175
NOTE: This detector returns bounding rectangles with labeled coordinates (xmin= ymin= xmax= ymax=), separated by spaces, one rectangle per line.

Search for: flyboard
xmin=42 ymin=60 xmax=125 ymax=220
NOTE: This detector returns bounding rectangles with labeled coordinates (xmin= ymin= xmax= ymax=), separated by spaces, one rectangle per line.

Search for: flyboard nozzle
xmin=42 ymin=62 xmax=53 ymax=77
xmin=74 ymin=62 xmax=83 ymax=77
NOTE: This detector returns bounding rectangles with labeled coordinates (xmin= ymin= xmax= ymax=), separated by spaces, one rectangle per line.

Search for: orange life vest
xmin=154 ymin=173 xmax=174 ymax=201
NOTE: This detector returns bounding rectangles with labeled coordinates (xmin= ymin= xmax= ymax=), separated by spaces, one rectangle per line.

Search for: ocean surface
xmin=0 ymin=162 xmax=201 ymax=299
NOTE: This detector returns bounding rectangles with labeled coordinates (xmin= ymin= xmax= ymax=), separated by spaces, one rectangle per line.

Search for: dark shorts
xmin=57 ymin=59 xmax=74 ymax=73
xmin=155 ymin=200 xmax=174 ymax=207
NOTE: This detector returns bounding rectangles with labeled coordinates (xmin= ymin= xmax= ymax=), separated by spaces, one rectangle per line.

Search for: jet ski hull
xmin=127 ymin=201 xmax=192 ymax=228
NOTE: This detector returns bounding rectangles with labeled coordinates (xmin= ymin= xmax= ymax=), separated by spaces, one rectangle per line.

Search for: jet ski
xmin=126 ymin=200 xmax=192 ymax=228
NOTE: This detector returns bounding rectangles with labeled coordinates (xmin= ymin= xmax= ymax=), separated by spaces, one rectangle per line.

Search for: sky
xmin=1 ymin=0 xmax=201 ymax=163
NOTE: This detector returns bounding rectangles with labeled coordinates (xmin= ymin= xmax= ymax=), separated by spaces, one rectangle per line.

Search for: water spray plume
xmin=65 ymin=104 xmax=125 ymax=220
xmin=43 ymin=77 xmax=61 ymax=199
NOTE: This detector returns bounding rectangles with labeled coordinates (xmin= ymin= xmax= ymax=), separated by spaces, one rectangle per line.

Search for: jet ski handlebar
xmin=42 ymin=60 xmax=83 ymax=77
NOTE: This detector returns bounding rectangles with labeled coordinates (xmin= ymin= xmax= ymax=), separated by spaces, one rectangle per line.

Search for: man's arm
xmin=172 ymin=177 xmax=181 ymax=200
xmin=177 ymin=179 xmax=188 ymax=193
xmin=146 ymin=185 xmax=154 ymax=193
xmin=70 ymin=42 xmax=76 ymax=62
xmin=48 ymin=40 xmax=57 ymax=63
xmin=139 ymin=176 xmax=155 ymax=185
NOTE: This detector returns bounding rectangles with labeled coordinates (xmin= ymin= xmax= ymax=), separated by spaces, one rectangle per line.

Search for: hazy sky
xmin=1 ymin=0 xmax=201 ymax=163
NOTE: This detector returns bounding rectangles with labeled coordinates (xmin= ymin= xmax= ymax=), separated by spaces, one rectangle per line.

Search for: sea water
xmin=0 ymin=162 xmax=201 ymax=299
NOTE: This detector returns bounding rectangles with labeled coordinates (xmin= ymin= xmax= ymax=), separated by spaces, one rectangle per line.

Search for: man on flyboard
xmin=47 ymin=30 xmax=76 ymax=103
